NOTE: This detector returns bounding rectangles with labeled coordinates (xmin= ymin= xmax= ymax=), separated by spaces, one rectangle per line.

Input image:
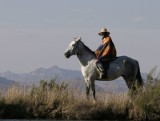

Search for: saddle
xmin=102 ymin=61 xmax=110 ymax=70
xmin=97 ymin=58 xmax=117 ymax=79
xmin=101 ymin=58 xmax=116 ymax=70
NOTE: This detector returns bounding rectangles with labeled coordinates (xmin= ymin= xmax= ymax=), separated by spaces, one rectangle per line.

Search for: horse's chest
xmin=81 ymin=65 xmax=97 ymax=79
xmin=81 ymin=67 xmax=87 ymax=77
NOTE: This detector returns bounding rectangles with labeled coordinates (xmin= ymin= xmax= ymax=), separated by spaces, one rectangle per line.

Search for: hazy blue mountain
xmin=0 ymin=76 xmax=17 ymax=93
xmin=0 ymin=65 xmax=83 ymax=85
xmin=0 ymin=77 xmax=15 ymax=86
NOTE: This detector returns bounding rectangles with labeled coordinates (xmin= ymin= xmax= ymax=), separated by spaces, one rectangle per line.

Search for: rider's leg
xmin=96 ymin=62 xmax=105 ymax=79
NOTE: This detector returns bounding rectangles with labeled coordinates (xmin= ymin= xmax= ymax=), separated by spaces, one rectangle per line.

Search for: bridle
xmin=73 ymin=40 xmax=80 ymax=55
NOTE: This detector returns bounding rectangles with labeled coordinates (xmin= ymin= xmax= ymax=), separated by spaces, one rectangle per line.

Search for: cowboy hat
xmin=98 ymin=27 xmax=110 ymax=36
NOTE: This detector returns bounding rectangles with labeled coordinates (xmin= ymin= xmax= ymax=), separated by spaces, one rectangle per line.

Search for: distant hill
xmin=0 ymin=76 xmax=17 ymax=94
xmin=0 ymin=77 xmax=15 ymax=86
xmin=0 ymin=65 xmax=83 ymax=85
xmin=0 ymin=65 xmax=148 ymax=92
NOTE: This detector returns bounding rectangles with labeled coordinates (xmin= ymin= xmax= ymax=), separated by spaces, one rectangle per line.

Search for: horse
xmin=64 ymin=37 xmax=143 ymax=101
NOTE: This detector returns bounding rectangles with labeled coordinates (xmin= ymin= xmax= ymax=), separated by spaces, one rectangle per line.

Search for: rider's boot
xmin=97 ymin=63 xmax=106 ymax=79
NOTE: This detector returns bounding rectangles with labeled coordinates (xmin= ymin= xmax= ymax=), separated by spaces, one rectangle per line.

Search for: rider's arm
xmin=101 ymin=37 xmax=110 ymax=56
xmin=95 ymin=44 xmax=103 ymax=58
xmin=97 ymin=37 xmax=111 ymax=61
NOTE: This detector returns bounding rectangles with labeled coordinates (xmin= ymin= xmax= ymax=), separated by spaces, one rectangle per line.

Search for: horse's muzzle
xmin=64 ymin=52 xmax=70 ymax=58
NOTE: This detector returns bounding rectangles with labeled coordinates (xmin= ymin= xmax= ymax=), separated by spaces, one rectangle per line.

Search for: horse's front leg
xmin=90 ymin=80 xmax=96 ymax=102
xmin=86 ymin=85 xmax=90 ymax=100
xmin=85 ymin=79 xmax=90 ymax=100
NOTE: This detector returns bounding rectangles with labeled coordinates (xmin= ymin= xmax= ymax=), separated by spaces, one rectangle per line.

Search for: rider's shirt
xmin=95 ymin=36 xmax=117 ymax=62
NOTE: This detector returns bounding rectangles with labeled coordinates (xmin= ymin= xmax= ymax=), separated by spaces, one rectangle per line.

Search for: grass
xmin=0 ymin=71 xmax=160 ymax=120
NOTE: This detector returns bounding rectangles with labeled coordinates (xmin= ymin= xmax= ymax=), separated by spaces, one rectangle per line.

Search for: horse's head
xmin=64 ymin=37 xmax=81 ymax=58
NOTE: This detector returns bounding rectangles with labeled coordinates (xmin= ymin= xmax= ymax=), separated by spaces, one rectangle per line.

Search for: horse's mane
xmin=80 ymin=40 xmax=96 ymax=56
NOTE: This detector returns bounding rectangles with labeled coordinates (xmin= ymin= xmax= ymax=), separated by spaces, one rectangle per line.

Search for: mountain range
xmin=0 ymin=65 xmax=148 ymax=92
xmin=0 ymin=65 xmax=83 ymax=85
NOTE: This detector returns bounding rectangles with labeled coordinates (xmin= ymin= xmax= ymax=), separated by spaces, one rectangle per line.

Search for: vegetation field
xmin=0 ymin=71 xmax=160 ymax=120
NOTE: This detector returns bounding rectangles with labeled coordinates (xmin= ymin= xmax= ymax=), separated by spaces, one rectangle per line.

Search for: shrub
xmin=133 ymin=68 xmax=160 ymax=120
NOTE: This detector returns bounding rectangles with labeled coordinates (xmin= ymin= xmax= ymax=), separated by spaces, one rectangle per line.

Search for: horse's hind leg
xmin=123 ymin=77 xmax=137 ymax=94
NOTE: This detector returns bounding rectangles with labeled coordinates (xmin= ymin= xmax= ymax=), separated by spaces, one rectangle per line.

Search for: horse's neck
xmin=77 ymin=43 xmax=96 ymax=67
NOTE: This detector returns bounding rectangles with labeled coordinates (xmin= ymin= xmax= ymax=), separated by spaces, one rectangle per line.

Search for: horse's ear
xmin=74 ymin=37 xmax=81 ymax=42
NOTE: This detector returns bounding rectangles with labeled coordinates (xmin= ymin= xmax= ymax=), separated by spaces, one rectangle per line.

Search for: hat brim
xmin=98 ymin=32 xmax=110 ymax=36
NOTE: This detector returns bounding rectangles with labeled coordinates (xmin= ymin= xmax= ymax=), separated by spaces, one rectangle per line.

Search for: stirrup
xmin=99 ymin=73 xmax=103 ymax=79
xmin=98 ymin=71 xmax=106 ymax=79
xmin=100 ymin=71 xmax=107 ymax=79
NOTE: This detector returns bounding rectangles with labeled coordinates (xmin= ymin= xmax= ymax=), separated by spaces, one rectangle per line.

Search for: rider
xmin=95 ymin=27 xmax=117 ymax=79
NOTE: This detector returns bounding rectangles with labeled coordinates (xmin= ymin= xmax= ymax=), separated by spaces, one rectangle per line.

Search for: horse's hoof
xmin=93 ymin=100 xmax=97 ymax=104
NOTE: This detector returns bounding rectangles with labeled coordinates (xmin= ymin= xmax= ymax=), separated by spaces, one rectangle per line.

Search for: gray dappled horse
xmin=64 ymin=37 xmax=143 ymax=101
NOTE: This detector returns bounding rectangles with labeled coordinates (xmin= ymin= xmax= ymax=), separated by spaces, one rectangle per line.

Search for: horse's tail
xmin=136 ymin=61 xmax=144 ymax=87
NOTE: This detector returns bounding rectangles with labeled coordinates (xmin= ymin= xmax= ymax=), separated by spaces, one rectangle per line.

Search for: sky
xmin=0 ymin=0 xmax=160 ymax=73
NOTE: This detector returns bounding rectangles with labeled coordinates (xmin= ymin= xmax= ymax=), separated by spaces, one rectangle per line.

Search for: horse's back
xmin=114 ymin=56 xmax=139 ymax=70
xmin=115 ymin=56 xmax=138 ymax=63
